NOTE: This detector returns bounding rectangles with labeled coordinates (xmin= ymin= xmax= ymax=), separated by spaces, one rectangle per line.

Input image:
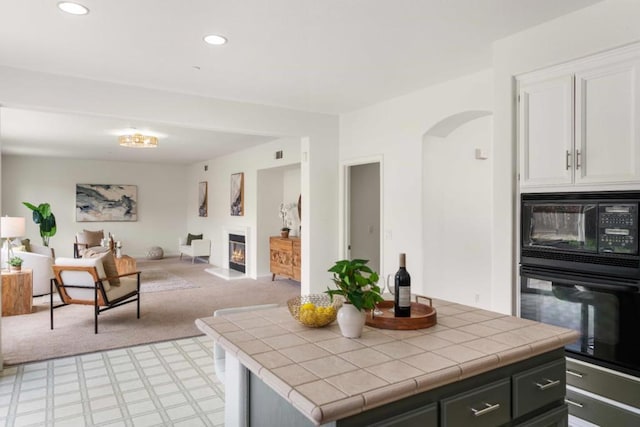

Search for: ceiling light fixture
xmin=118 ymin=133 xmax=158 ymax=148
xmin=203 ymin=34 xmax=228 ymax=46
xmin=57 ymin=2 xmax=90 ymax=15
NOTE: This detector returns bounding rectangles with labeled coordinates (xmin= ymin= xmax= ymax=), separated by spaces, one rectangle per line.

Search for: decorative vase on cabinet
xmin=337 ymin=303 xmax=366 ymax=338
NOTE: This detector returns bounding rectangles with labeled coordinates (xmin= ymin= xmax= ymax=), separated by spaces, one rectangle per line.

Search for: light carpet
xmin=1 ymin=256 xmax=301 ymax=366
xmin=140 ymin=268 xmax=199 ymax=293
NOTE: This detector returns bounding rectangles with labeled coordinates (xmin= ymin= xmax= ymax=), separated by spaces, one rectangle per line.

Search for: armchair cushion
xmin=83 ymin=248 xmax=120 ymax=286
xmin=76 ymin=229 xmax=104 ymax=247
xmin=186 ymin=233 xmax=203 ymax=245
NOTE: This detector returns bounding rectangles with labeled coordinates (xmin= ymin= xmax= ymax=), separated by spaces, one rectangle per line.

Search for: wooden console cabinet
xmin=269 ymin=236 xmax=301 ymax=281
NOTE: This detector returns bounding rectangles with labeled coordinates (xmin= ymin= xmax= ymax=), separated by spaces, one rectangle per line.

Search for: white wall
xmin=0 ymin=67 xmax=339 ymax=295
xmin=423 ymin=116 xmax=492 ymax=308
xmin=186 ymin=137 xmax=301 ymax=279
xmin=340 ymin=69 xmax=493 ymax=299
xmin=492 ymin=0 xmax=640 ymax=314
xmin=1 ymin=155 xmax=187 ymax=258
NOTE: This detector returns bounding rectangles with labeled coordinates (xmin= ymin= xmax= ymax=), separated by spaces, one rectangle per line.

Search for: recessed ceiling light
xmin=203 ymin=34 xmax=227 ymax=46
xmin=57 ymin=2 xmax=89 ymax=15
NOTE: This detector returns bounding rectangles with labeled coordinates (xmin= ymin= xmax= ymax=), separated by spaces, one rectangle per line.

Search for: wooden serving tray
xmin=366 ymin=295 xmax=437 ymax=330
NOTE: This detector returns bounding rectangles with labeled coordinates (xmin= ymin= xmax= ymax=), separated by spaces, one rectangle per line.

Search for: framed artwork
xmin=230 ymin=172 xmax=244 ymax=216
xmin=199 ymin=181 xmax=208 ymax=217
xmin=76 ymin=184 xmax=137 ymax=222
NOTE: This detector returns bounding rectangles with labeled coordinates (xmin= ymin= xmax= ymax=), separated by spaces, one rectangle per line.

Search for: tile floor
xmin=0 ymin=334 xmax=596 ymax=427
xmin=0 ymin=336 xmax=224 ymax=427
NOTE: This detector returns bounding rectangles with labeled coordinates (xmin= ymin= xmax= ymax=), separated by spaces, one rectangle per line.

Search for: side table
xmin=1 ymin=269 xmax=33 ymax=316
xmin=114 ymin=255 xmax=137 ymax=275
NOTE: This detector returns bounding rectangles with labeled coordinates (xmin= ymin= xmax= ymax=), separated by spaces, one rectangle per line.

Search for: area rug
xmin=140 ymin=269 xmax=199 ymax=293
xmin=1 ymin=257 xmax=301 ymax=366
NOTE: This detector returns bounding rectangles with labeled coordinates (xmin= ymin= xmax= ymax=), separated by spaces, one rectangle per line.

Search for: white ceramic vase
xmin=337 ymin=303 xmax=366 ymax=338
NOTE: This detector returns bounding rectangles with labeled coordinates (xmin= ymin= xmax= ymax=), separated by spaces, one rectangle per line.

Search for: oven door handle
xmin=521 ymin=267 xmax=639 ymax=293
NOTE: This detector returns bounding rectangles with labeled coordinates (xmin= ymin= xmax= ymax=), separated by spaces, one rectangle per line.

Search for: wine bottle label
xmin=398 ymin=287 xmax=411 ymax=308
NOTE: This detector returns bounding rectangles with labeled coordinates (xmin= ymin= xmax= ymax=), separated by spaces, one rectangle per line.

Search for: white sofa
xmin=178 ymin=237 xmax=211 ymax=263
xmin=3 ymin=243 xmax=55 ymax=296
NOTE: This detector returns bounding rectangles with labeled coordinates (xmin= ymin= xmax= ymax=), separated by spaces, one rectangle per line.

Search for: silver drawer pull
xmin=566 ymin=369 xmax=584 ymax=378
xmin=565 ymin=398 xmax=584 ymax=408
xmin=535 ymin=378 xmax=560 ymax=390
xmin=471 ymin=402 xmax=501 ymax=417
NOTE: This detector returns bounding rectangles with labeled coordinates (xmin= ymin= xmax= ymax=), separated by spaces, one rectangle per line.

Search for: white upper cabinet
xmin=518 ymin=44 xmax=640 ymax=191
xmin=519 ymin=75 xmax=574 ymax=187
xmin=575 ymin=58 xmax=640 ymax=185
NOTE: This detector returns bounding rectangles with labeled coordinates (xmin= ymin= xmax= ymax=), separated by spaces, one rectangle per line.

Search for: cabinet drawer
xmin=514 ymin=404 xmax=567 ymax=427
xmin=566 ymin=358 xmax=640 ymax=408
xmin=441 ymin=378 xmax=511 ymax=427
xmin=369 ymin=403 xmax=437 ymax=427
xmin=270 ymin=237 xmax=292 ymax=252
xmin=513 ymin=359 xmax=566 ymax=418
xmin=566 ymin=387 xmax=640 ymax=426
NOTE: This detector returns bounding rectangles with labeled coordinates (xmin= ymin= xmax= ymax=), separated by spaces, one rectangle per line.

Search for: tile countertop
xmin=195 ymin=298 xmax=579 ymax=425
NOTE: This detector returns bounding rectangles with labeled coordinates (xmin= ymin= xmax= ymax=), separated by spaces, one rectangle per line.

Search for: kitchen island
xmin=196 ymin=298 xmax=579 ymax=426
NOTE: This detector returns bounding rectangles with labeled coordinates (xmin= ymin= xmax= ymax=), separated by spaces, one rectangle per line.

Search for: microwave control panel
xmin=599 ymin=203 xmax=638 ymax=254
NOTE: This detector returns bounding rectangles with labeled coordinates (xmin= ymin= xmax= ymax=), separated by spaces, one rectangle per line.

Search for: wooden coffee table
xmin=114 ymin=255 xmax=137 ymax=275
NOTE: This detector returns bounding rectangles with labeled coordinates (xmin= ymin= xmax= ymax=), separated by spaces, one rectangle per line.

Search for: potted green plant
xmin=326 ymin=259 xmax=384 ymax=338
xmin=8 ymin=256 xmax=23 ymax=272
xmin=22 ymin=202 xmax=57 ymax=247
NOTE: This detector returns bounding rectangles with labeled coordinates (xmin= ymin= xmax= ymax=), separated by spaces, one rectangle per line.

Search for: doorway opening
xmin=345 ymin=161 xmax=381 ymax=273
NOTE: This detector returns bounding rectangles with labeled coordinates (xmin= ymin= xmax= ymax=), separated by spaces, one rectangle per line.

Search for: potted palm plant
xmin=326 ymin=259 xmax=383 ymax=338
xmin=8 ymin=256 xmax=23 ymax=272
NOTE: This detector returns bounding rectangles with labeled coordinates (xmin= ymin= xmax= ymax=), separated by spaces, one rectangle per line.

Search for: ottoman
xmin=146 ymin=246 xmax=164 ymax=260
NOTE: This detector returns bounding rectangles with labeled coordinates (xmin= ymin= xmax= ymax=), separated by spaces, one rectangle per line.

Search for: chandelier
xmin=118 ymin=133 xmax=158 ymax=148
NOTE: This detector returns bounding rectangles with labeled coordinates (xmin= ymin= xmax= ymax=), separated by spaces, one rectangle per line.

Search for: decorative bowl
xmin=287 ymin=294 xmax=342 ymax=327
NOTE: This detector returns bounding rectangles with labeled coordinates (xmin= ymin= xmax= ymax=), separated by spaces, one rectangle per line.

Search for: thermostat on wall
xmin=475 ymin=148 xmax=489 ymax=160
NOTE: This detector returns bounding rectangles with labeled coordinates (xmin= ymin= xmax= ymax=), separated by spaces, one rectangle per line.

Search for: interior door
xmin=347 ymin=162 xmax=381 ymax=272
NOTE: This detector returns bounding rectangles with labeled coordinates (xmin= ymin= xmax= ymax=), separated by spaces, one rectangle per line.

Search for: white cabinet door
xmin=575 ymin=58 xmax=640 ymax=185
xmin=519 ymin=75 xmax=574 ymax=188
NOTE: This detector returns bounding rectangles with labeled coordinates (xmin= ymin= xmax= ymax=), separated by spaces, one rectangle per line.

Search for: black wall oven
xmin=520 ymin=191 xmax=640 ymax=377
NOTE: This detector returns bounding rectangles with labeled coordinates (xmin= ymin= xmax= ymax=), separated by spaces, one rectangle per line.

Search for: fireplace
xmin=229 ymin=234 xmax=246 ymax=273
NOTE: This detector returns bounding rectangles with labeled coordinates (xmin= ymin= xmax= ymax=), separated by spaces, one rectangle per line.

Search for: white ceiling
xmin=0 ymin=0 xmax=601 ymax=164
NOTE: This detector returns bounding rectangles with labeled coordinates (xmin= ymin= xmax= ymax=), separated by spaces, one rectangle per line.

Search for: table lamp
xmin=1 ymin=216 xmax=26 ymax=270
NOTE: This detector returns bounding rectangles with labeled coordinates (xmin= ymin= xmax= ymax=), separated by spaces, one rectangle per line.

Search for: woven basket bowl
xmin=287 ymin=294 xmax=342 ymax=327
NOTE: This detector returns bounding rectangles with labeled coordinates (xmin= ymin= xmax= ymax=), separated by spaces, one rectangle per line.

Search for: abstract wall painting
xmin=230 ymin=172 xmax=244 ymax=216
xmin=76 ymin=184 xmax=138 ymax=222
xmin=199 ymin=181 xmax=208 ymax=217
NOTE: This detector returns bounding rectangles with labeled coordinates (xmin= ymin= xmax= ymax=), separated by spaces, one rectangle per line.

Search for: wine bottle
xmin=394 ymin=253 xmax=411 ymax=317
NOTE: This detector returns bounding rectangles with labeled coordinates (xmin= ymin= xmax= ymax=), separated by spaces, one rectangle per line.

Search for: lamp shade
xmin=1 ymin=216 xmax=26 ymax=238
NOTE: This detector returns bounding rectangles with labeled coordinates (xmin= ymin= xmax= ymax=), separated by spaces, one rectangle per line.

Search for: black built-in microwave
xmin=521 ymin=191 xmax=640 ymax=278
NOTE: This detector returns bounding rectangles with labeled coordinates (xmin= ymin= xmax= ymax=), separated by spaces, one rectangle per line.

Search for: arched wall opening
xmin=422 ymin=110 xmax=493 ymax=308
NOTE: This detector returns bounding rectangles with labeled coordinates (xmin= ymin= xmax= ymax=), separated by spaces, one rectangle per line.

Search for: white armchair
xmin=3 ymin=243 xmax=55 ymax=296
xmin=16 ymin=250 xmax=54 ymax=296
xmin=178 ymin=237 xmax=211 ymax=263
